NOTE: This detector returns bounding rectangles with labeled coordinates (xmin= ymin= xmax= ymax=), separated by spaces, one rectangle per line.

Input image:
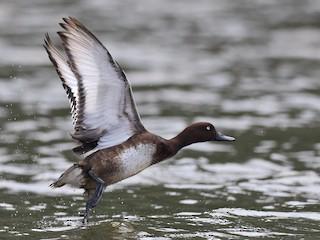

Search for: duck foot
xmin=82 ymin=170 xmax=106 ymax=224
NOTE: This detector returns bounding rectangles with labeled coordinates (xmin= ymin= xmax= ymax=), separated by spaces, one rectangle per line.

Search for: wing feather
xmin=44 ymin=17 xmax=145 ymax=155
xmin=43 ymin=34 xmax=78 ymax=125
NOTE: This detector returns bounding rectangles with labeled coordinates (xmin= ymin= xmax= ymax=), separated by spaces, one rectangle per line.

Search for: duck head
xmin=171 ymin=122 xmax=235 ymax=150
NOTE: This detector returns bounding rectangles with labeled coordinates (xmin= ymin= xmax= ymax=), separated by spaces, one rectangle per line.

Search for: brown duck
xmin=44 ymin=17 xmax=235 ymax=223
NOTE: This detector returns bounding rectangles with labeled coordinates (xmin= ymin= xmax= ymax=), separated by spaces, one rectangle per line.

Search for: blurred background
xmin=0 ymin=0 xmax=320 ymax=239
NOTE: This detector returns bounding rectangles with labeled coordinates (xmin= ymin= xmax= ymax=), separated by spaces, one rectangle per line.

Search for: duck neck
xmin=152 ymin=129 xmax=199 ymax=165
xmin=169 ymin=129 xmax=197 ymax=151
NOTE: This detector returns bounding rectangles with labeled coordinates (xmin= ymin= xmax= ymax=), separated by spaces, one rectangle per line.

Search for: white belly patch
xmin=119 ymin=144 xmax=156 ymax=178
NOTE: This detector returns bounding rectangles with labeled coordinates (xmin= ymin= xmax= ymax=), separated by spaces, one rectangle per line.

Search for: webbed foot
xmin=82 ymin=170 xmax=106 ymax=224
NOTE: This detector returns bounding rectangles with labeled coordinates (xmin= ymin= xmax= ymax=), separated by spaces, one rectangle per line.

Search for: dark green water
xmin=0 ymin=0 xmax=320 ymax=239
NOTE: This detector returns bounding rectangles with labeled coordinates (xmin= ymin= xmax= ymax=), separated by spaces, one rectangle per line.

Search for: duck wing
xmin=44 ymin=17 xmax=145 ymax=155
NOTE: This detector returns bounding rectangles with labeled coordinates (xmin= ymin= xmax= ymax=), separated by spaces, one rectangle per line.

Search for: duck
xmin=44 ymin=17 xmax=235 ymax=223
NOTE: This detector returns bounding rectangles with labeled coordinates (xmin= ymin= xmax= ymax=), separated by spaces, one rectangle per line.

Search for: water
xmin=0 ymin=0 xmax=320 ymax=239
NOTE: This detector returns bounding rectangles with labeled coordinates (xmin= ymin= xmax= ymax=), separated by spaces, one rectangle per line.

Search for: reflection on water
xmin=0 ymin=0 xmax=320 ymax=239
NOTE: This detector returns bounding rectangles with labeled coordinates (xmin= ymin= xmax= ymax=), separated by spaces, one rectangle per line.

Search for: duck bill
xmin=213 ymin=132 xmax=235 ymax=142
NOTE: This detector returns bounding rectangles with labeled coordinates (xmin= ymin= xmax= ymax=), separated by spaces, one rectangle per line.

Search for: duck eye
xmin=206 ymin=126 xmax=211 ymax=131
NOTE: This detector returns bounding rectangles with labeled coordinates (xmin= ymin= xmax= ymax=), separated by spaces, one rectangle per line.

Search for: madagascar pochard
xmin=44 ymin=17 xmax=235 ymax=223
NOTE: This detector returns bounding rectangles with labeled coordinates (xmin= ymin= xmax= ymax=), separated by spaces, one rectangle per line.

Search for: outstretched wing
xmin=44 ymin=17 xmax=145 ymax=155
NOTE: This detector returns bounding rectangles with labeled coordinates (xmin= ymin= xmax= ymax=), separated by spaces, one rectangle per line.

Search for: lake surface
xmin=0 ymin=0 xmax=320 ymax=239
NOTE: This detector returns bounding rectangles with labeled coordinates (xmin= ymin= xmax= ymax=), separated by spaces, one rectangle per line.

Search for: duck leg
xmin=83 ymin=170 xmax=106 ymax=224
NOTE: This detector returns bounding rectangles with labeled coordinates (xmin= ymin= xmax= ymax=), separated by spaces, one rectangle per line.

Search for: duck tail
xmin=50 ymin=164 xmax=85 ymax=188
